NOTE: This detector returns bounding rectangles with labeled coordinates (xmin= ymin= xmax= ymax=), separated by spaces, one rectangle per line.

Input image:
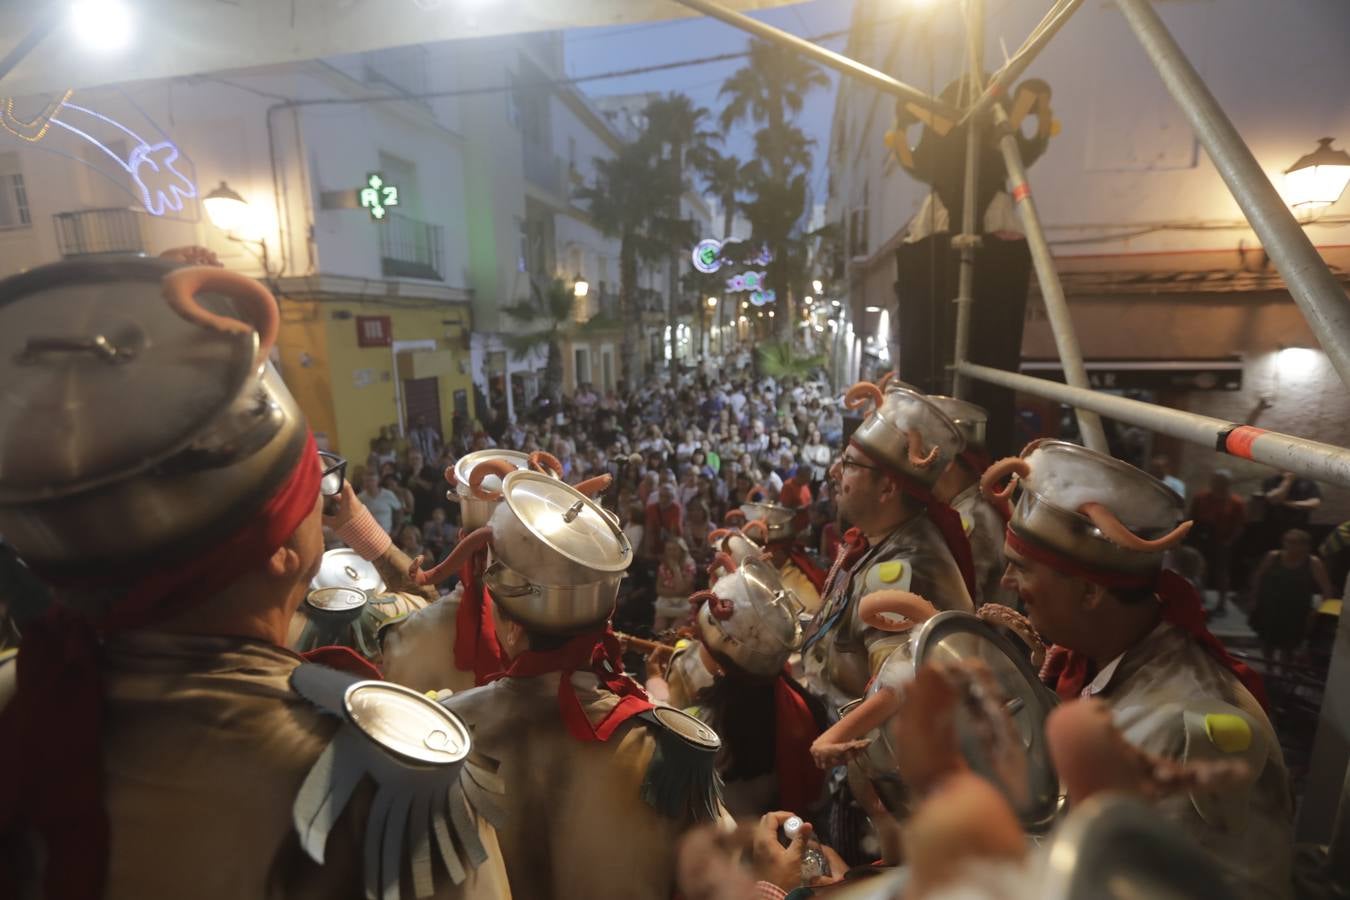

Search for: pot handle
xmin=707 ymin=527 xmax=736 ymax=546
xmin=444 ymin=465 xmax=459 ymax=487
xmin=810 ymin=689 xmax=902 ymax=770
xmin=708 ymin=551 xmax=738 ymax=578
xmin=409 ymin=526 xmax=494 ymax=587
xmin=740 ymin=519 xmax=769 ymax=544
xmin=688 ymin=589 xmax=732 ymax=620
xmin=467 ymin=458 xmax=518 ymax=501
xmin=529 ymin=451 xmax=564 ymax=478
xmin=573 ymin=473 xmax=613 ymax=497
xmin=161 ymin=266 xmax=279 ymax=372
xmin=723 ymin=508 xmax=746 ymax=525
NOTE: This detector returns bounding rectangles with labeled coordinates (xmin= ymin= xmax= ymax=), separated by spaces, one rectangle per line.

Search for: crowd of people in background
xmin=330 ymin=363 xmax=1345 ymax=667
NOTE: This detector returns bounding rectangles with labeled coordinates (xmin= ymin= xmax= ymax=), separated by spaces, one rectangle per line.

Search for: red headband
xmin=1005 ymin=524 xmax=1268 ymax=711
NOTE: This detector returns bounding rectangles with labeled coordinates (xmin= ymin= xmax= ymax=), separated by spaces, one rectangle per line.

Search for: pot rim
xmin=1018 ymin=439 xmax=1183 ymax=529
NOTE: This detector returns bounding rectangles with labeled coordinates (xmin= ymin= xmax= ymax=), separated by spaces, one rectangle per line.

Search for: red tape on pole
xmin=1224 ymin=425 xmax=1267 ymax=460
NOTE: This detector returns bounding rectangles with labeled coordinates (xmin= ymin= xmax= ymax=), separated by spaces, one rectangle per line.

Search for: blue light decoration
xmin=359 ymin=172 xmax=400 ymax=221
xmin=749 ymin=289 xmax=776 ymax=307
xmin=0 ymin=90 xmax=197 ymax=218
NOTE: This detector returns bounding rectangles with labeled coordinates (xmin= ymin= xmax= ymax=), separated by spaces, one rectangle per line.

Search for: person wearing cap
xmin=409 ymin=470 xmax=727 ymax=900
xmin=988 ymin=441 xmax=1292 ymax=898
xmin=0 ymin=256 xmax=508 ymax=899
xmin=653 ymin=562 xmax=829 ymax=819
xmin=798 ymin=382 xmax=976 ymax=714
xmin=926 ymin=396 xmax=1018 ymax=609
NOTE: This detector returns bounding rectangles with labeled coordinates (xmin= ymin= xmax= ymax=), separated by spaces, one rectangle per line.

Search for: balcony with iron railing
xmin=53 ymin=208 xmax=146 ymax=257
xmin=379 ymin=213 xmax=444 ymax=281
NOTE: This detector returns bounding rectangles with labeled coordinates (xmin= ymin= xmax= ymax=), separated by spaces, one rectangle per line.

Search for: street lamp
xmin=573 ymin=274 xmax=590 ymax=298
xmin=1284 ymin=138 xmax=1350 ymax=209
xmin=812 ymin=279 xmax=823 ymax=294
xmin=204 ymin=180 xmax=274 ymax=282
xmin=706 ymin=296 xmax=718 ymax=307
xmin=203 ymin=181 xmax=254 ymax=234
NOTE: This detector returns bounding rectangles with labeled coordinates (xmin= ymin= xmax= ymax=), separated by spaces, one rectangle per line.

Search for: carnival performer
xmin=655 ymin=557 xmax=828 ymax=818
xmin=798 ymin=382 xmax=975 ymax=713
xmin=725 ymin=486 xmax=824 ymax=614
xmin=0 ymin=256 xmax=508 ymax=899
xmin=987 ymin=440 xmax=1291 ymax=898
xmin=408 ymin=465 xmax=726 ymax=900
xmin=381 ymin=449 xmax=610 ymax=693
xmin=925 ymin=395 xmax=1018 ymax=608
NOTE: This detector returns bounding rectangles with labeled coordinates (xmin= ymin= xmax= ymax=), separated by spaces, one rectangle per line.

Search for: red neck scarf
xmin=774 ymin=672 xmax=825 ymax=814
xmin=1006 ymin=527 xmax=1268 ymax=711
xmin=850 ymin=440 xmax=977 ymax=601
xmin=452 ymin=545 xmax=507 ymax=686
xmin=489 ymin=628 xmax=653 ymax=742
xmin=0 ymin=431 xmax=323 ymax=900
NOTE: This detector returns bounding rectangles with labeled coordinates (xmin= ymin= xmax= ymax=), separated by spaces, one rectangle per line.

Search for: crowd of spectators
xmin=332 ymin=361 xmax=847 ymax=638
xmin=331 ymin=365 xmax=1346 ymax=664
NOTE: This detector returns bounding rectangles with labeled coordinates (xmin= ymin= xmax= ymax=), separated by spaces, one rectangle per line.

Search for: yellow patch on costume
xmin=877 ymin=560 xmax=906 ymax=584
xmin=1204 ymin=713 xmax=1253 ymax=754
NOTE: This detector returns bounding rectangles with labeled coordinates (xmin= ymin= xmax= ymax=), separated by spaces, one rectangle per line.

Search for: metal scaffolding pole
xmin=991 ymin=104 xmax=1109 ymax=452
xmin=961 ymin=0 xmax=1086 ymax=128
xmin=1116 ymin=0 xmax=1350 ymax=390
xmin=668 ymin=0 xmax=961 ymax=120
xmin=950 ymin=0 xmax=983 ymax=399
xmin=959 ymin=361 xmax=1350 ymax=488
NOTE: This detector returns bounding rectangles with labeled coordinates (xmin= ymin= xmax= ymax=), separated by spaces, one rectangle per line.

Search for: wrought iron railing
xmin=53 ymin=208 xmax=145 ymax=257
xmin=379 ymin=213 xmax=443 ymax=281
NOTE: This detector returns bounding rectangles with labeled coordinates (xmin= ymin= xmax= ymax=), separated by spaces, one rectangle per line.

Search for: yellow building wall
xmin=280 ymin=298 xmax=473 ymax=465
xmin=274 ymin=299 xmax=339 ymax=450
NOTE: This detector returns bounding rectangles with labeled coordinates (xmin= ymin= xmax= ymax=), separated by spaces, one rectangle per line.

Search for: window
xmin=0 ymin=153 xmax=30 ymax=229
xmin=574 ymin=347 xmax=591 ymax=386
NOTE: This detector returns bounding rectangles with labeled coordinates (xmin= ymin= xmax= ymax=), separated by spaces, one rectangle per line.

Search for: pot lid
xmin=912 ymin=610 xmax=1062 ymax=832
xmin=0 ymin=257 xmax=259 ymax=501
xmin=305 ymin=586 xmax=368 ymax=614
xmin=311 ymin=548 xmax=386 ymax=594
xmin=500 ymin=470 xmax=631 ymax=573
xmin=342 ymin=680 xmax=471 ymax=767
xmin=1042 ymin=794 xmax=1236 ymax=900
xmin=739 ymin=556 xmax=806 ymax=625
xmin=452 ymin=449 xmax=531 ymax=495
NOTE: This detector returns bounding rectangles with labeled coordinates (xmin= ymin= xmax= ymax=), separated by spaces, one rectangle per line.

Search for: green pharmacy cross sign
xmin=359 ymin=172 xmax=400 ymax=221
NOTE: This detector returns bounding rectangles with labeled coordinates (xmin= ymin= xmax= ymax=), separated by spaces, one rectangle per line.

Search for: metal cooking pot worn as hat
xmin=925 ymin=395 xmax=988 ymax=450
xmin=981 ymin=440 xmax=1190 ymax=576
xmin=448 ymin=449 xmax=612 ymax=531
xmin=411 ymin=470 xmax=632 ymax=634
xmin=690 ymin=556 xmax=804 ymax=678
xmin=843 ymin=382 xmax=964 ymax=488
xmin=0 ymin=256 xmax=307 ymax=573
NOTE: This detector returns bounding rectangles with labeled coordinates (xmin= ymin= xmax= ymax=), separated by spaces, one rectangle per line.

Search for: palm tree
xmin=501 ymin=278 xmax=575 ymax=408
xmin=719 ymin=40 xmax=829 ymax=149
xmin=576 ymin=141 xmax=694 ymax=384
xmin=719 ymin=41 xmax=827 ymax=336
xmin=700 ymin=148 xmax=743 ymax=239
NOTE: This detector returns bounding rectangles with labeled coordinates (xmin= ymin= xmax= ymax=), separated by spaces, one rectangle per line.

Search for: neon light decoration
xmin=0 ymin=91 xmax=197 ymax=217
xmin=725 ymin=270 xmax=766 ymax=293
xmin=691 ymin=238 xmax=772 ymax=274
xmin=692 ymin=238 xmax=722 ymax=273
xmin=360 ymin=173 xmax=400 ymax=221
